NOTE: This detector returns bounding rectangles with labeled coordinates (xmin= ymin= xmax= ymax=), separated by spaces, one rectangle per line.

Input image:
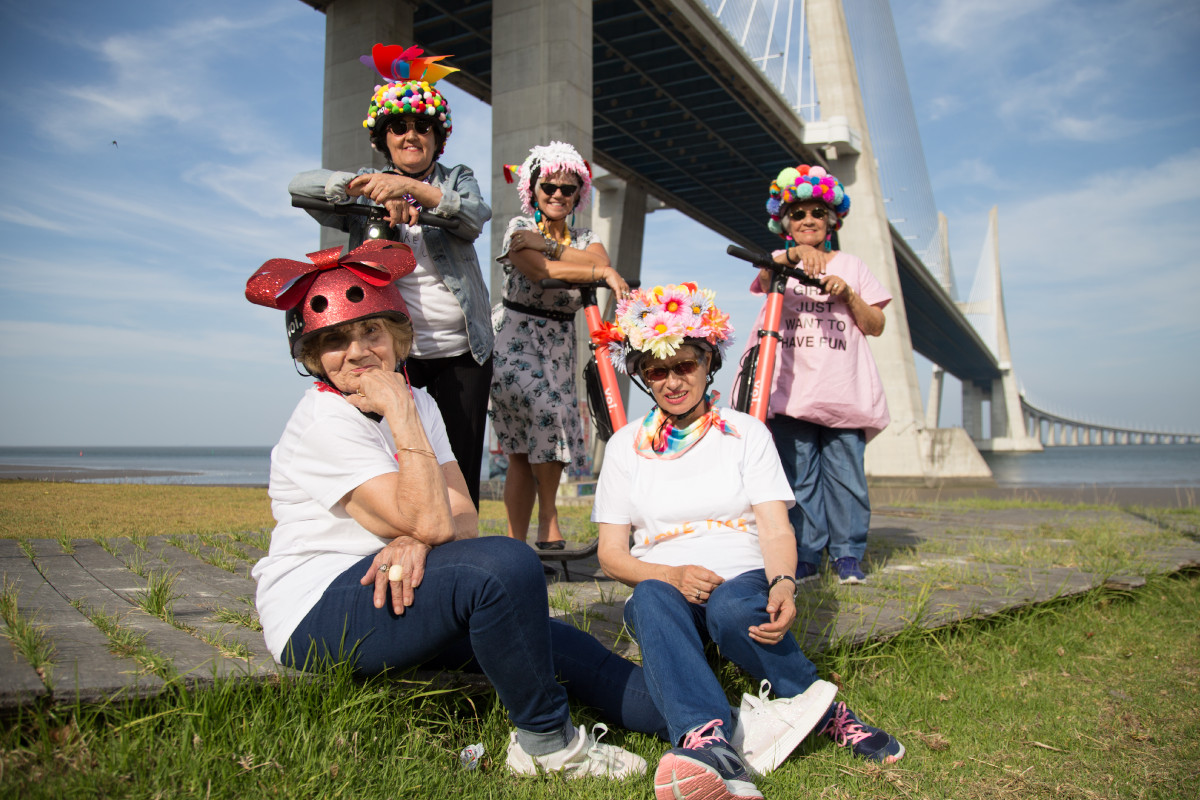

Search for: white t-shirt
xmin=252 ymin=384 xmax=456 ymax=660
xmin=396 ymin=224 xmax=470 ymax=359
xmin=591 ymin=407 xmax=795 ymax=581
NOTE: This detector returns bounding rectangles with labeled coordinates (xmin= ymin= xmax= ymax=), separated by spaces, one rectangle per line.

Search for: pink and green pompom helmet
xmin=765 ymin=164 xmax=851 ymax=239
xmin=361 ymin=44 xmax=456 ymax=157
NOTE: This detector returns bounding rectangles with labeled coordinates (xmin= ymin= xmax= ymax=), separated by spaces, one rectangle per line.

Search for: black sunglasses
xmin=539 ymin=182 xmax=579 ymax=198
xmin=388 ymin=116 xmax=435 ymax=136
xmin=787 ymin=206 xmax=829 ymax=221
xmin=642 ymin=359 xmax=701 ymax=382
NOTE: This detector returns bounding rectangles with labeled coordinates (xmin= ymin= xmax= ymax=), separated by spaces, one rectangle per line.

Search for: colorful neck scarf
xmin=633 ymin=394 xmax=739 ymax=460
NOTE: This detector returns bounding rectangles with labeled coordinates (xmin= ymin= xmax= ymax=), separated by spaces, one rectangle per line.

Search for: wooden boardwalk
xmin=2 ymin=505 xmax=1197 ymax=711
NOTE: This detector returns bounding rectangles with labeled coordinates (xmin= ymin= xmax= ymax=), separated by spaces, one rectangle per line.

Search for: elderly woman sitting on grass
xmin=592 ymin=283 xmax=904 ymax=800
xmin=244 ymin=242 xmax=668 ymax=780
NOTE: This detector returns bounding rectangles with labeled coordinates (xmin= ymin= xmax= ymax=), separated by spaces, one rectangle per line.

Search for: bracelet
xmin=787 ymin=247 xmax=799 ymax=265
xmin=768 ymin=574 xmax=798 ymax=595
xmin=395 ymin=447 xmax=436 ymax=459
xmin=590 ymin=265 xmax=596 ymax=282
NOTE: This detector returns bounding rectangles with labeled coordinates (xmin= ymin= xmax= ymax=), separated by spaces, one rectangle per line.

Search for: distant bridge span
xmin=1021 ymin=399 xmax=1200 ymax=447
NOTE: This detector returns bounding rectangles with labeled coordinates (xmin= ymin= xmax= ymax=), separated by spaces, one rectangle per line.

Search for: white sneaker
xmin=730 ymin=679 xmax=839 ymax=774
xmin=505 ymin=723 xmax=647 ymax=779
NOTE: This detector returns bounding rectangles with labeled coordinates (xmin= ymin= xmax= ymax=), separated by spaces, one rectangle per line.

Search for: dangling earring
xmin=570 ymin=210 xmax=576 ymax=228
xmin=534 ymin=207 xmax=542 ymax=224
xmin=824 ymin=234 xmax=833 ymax=252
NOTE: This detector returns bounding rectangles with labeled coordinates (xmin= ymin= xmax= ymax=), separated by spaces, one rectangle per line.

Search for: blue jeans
xmin=623 ymin=570 xmax=823 ymax=744
xmin=769 ymin=415 xmax=870 ymax=566
xmin=286 ymin=536 xmax=668 ymax=740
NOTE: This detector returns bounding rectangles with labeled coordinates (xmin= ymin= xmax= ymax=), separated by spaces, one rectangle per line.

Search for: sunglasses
xmin=787 ymin=206 xmax=829 ymax=221
xmin=387 ymin=116 xmax=435 ymax=136
xmin=642 ymin=359 xmax=701 ymax=382
xmin=538 ymin=182 xmax=580 ymax=198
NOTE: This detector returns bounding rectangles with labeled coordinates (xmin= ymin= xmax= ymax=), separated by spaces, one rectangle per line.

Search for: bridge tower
xmin=806 ymin=0 xmax=992 ymax=483
xmin=958 ymin=207 xmax=1042 ymax=452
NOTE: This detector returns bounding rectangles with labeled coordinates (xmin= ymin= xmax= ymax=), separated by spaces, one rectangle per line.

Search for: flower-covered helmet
xmin=766 ymin=164 xmax=851 ymax=239
xmin=593 ymin=282 xmax=734 ymax=376
xmin=245 ymin=241 xmax=416 ymax=358
xmin=502 ymin=141 xmax=593 ymax=216
xmin=361 ymin=44 xmax=457 ymax=159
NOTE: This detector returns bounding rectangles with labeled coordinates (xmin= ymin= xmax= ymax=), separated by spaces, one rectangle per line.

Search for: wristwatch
xmin=768 ymin=574 xmax=798 ymax=596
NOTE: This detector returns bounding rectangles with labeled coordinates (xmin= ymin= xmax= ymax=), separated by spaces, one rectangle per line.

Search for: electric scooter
xmin=539 ymin=277 xmax=639 ymax=442
xmin=726 ymin=244 xmax=822 ymax=422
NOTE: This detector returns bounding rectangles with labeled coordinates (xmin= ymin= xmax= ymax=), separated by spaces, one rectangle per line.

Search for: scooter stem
xmin=748 ymin=271 xmax=787 ymax=422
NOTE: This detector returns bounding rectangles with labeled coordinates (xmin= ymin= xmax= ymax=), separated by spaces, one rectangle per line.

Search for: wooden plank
xmin=0 ymin=540 xmax=30 ymax=559
xmin=0 ymin=620 xmax=49 ymax=709
xmin=0 ymin=557 xmax=164 ymax=704
xmin=76 ymin=541 xmax=275 ymax=675
xmin=33 ymin=552 xmax=256 ymax=683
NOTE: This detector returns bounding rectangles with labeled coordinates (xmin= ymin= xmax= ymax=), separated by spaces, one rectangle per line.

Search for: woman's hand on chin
xmin=360 ymin=536 xmax=432 ymax=614
xmin=345 ymin=369 xmax=414 ymax=421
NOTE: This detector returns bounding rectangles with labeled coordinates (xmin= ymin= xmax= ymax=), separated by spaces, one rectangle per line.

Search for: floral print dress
xmin=489 ymin=215 xmax=597 ymax=470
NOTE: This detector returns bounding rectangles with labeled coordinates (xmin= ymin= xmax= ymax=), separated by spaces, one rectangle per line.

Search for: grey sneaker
xmin=730 ymin=679 xmax=839 ymax=774
xmin=505 ymin=723 xmax=646 ymax=779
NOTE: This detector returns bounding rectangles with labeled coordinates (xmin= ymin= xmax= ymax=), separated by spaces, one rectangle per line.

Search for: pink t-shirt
xmin=735 ymin=251 xmax=892 ymax=440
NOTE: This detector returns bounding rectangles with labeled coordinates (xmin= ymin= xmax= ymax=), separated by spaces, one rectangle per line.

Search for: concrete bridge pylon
xmin=806 ymin=0 xmax=992 ymax=484
xmin=958 ymin=207 xmax=1042 ymax=453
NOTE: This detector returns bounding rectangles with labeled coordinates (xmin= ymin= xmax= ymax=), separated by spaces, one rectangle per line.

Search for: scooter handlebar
xmin=291 ymin=195 xmax=460 ymax=231
xmin=725 ymin=244 xmax=823 ymax=287
xmin=539 ymin=278 xmax=641 ymax=290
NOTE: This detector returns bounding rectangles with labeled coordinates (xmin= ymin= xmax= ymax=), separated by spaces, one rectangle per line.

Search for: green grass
xmin=0 ymin=579 xmax=55 ymax=676
xmin=133 ymin=569 xmax=182 ymax=624
xmin=0 ymin=481 xmax=275 ymax=539
xmin=2 ymin=573 xmax=1196 ymax=799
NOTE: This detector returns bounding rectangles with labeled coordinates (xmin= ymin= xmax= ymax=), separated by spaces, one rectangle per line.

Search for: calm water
xmin=1 ymin=443 xmax=1199 ymax=488
xmin=0 ymin=446 xmax=272 ymax=486
xmin=982 ymin=444 xmax=1200 ymax=488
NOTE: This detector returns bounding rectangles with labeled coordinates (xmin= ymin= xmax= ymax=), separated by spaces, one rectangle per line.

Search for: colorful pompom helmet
xmin=246 ymin=241 xmax=417 ymax=361
xmin=766 ymin=165 xmax=851 ymax=250
xmin=361 ymin=44 xmax=458 ymax=163
xmin=502 ymin=141 xmax=593 ymax=220
xmin=593 ymin=282 xmax=734 ymax=389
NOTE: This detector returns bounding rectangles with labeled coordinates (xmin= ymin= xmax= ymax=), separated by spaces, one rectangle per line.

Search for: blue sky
xmin=1 ymin=0 xmax=1196 ymax=447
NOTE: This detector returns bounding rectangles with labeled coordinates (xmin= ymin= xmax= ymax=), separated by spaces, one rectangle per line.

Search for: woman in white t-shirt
xmin=592 ymin=284 xmax=903 ymax=800
xmin=244 ymin=242 xmax=662 ymax=780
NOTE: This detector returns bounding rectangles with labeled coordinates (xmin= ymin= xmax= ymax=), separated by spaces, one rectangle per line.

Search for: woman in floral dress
xmin=490 ymin=141 xmax=629 ymax=547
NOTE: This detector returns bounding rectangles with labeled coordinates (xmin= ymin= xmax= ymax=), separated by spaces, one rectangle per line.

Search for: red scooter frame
xmin=540 ymin=278 xmax=638 ymax=441
xmin=727 ymin=244 xmax=822 ymax=421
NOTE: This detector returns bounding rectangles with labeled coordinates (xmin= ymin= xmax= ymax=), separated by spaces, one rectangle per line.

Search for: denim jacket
xmin=288 ymin=162 xmax=494 ymax=365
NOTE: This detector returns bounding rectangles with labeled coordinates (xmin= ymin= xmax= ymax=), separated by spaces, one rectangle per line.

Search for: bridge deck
xmin=2 ymin=506 xmax=1197 ymax=711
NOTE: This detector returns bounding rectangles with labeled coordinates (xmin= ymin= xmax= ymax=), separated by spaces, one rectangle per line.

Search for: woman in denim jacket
xmin=289 ymin=44 xmax=493 ymax=507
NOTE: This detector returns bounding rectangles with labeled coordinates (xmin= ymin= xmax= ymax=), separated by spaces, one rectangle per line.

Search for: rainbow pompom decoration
xmin=360 ymin=44 xmax=455 ymax=146
xmin=766 ymin=164 xmax=851 ymax=237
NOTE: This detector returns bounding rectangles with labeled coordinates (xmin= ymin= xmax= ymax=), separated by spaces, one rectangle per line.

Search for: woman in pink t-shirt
xmin=735 ymin=166 xmax=891 ymax=585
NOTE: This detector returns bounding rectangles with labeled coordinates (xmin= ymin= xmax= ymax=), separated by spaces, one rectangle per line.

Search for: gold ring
xmin=378 ymin=563 xmax=389 ymax=573
xmin=389 ymin=564 xmax=404 ymax=582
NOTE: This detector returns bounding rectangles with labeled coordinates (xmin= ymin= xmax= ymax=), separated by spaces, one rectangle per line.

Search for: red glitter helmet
xmin=245 ymin=240 xmax=416 ymax=358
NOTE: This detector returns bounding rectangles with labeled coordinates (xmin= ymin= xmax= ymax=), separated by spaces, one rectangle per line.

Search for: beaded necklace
xmin=537 ymin=218 xmax=572 ymax=248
